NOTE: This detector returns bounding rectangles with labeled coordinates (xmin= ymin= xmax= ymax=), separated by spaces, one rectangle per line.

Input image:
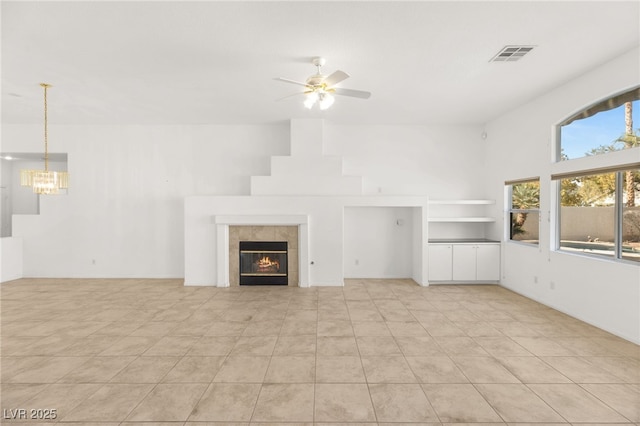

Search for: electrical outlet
xmin=534 ymin=276 xmax=538 ymax=284
xmin=355 ymin=259 xmax=359 ymax=266
xmin=550 ymin=281 xmax=555 ymax=290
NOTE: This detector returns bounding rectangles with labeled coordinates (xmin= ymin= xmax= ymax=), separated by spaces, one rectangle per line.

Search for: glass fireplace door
xmin=239 ymin=241 xmax=288 ymax=285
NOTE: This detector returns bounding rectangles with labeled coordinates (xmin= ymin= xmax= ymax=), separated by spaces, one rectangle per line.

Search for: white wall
xmin=1 ymin=159 xmax=13 ymax=237
xmin=1 ymin=237 xmax=23 ymax=282
xmin=9 ymin=160 xmax=41 ymax=216
xmin=484 ymin=47 xmax=640 ymax=343
xmin=4 ymin=124 xmax=290 ymax=278
xmin=344 ymin=207 xmax=414 ymax=278
xmin=2 ymin=120 xmax=484 ymax=279
xmin=325 ymin=123 xmax=487 ymax=280
xmin=325 ymin=124 xmax=487 ymax=197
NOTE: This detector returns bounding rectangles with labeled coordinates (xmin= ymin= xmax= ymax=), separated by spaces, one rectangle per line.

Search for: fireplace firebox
xmin=239 ymin=241 xmax=288 ymax=285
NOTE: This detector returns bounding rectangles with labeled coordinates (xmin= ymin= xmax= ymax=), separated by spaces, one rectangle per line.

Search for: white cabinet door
xmin=430 ymin=243 xmax=500 ymax=282
xmin=428 ymin=245 xmax=453 ymax=281
xmin=476 ymin=244 xmax=500 ymax=281
xmin=452 ymin=245 xmax=477 ymax=281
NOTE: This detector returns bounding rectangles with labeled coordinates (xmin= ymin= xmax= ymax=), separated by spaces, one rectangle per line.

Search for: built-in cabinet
xmin=427 ymin=244 xmax=453 ymax=281
xmin=452 ymin=243 xmax=500 ymax=281
xmin=428 ymin=242 xmax=500 ymax=282
xmin=427 ymin=199 xmax=500 ymax=284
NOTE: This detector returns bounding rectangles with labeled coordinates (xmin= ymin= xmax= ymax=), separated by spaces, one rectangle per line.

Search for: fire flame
xmin=258 ymin=256 xmax=280 ymax=267
xmin=257 ymin=256 xmax=279 ymax=270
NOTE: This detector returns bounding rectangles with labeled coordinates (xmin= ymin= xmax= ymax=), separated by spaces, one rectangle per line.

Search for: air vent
xmin=490 ymin=45 xmax=535 ymax=62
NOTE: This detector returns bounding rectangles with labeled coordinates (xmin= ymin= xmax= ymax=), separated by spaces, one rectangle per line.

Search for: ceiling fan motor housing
xmin=311 ymin=56 xmax=326 ymax=67
xmin=308 ymin=57 xmax=327 ymax=86
xmin=306 ymin=75 xmax=325 ymax=86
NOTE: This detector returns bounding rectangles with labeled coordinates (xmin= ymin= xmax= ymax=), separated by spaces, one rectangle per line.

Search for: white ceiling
xmin=2 ymin=1 xmax=639 ymax=126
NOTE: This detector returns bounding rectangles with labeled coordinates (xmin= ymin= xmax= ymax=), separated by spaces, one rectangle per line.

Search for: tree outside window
xmin=557 ymin=86 xmax=640 ymax=262
xmin=509 ymin=180 xmax=540 ymax=245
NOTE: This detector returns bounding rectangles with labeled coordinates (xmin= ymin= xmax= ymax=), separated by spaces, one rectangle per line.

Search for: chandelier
xmin=20 ymin=83 xmax=69 ymax=194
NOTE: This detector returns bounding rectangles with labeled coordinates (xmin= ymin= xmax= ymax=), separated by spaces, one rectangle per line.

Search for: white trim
xmin=213 ymin=215 xmax=310 ymax=288
xmin=428 ymin=217 xmax=495 ymax=223
xmin=214 ymin=214 xmax=309 ymax=226
xmin=428 ymin=199 xmax=495 ymax=205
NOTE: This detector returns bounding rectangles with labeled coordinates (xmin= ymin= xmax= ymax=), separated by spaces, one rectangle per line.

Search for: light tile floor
xmin=1 ymin=278 xmax=639 ymax=425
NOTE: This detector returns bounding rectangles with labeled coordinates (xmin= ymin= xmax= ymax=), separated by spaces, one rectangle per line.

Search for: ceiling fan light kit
xmin=318 ymin=92 xmax=335 ymax=110
xmin=304 ymin=90 xmax=335 ymax=110
xmin=276 ymin=56 xmax=371 ymax=110
xmin=303 ymin=91 xmax=318 ymax=109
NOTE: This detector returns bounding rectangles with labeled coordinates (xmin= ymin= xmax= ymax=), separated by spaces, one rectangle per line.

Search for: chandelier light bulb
xmin=304 ymin=91 xmax=318 ymax=109
xmin=319 ymin=92 xmax=335 ymax=110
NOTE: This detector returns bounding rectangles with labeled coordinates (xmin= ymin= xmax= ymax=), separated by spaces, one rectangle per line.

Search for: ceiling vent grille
xmin=490 ymin=45 xmax=535 ymax=62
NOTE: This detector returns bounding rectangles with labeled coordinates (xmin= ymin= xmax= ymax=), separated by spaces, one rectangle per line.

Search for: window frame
xmin=506 ymin=177 xmax=540 ymax=247
xmin=552 ymin=85 xmax=640 ymax=265
xmin=555 ymin=86 xmax=640 ymax=163
xmin=552 ymin=165 xmax=640 ymax=264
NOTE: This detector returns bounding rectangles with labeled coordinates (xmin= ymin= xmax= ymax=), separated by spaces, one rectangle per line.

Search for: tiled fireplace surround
xmin=229 ymin=225 xmax=299 ymax=286
xmin=212 ymin=214 xmax=311 ymax=288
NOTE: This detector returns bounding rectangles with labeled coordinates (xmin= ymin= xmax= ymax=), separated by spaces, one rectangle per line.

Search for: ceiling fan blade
xmin=334 ymin=87 xmax=371 ymax=99
xmin=275 ymin=77 xmax=311 ymax=87
xmin=323 ymin=70 xmax=350 ymax=87
xmin=276 ymin=92 xmax=304 ymax=102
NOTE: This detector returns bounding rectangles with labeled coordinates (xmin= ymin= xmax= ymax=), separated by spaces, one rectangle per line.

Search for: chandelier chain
xmin=41 ymin=83 xmax=50 ymax=171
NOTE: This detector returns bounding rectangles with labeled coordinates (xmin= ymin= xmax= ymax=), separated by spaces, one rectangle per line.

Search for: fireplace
xmin=239 ymin=241 xmax=288 ymax=285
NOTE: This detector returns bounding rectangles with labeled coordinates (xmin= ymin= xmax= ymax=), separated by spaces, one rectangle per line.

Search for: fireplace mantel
xmin=214 ymin=214 xmax=309 ymax=288
xmin=184 ymin=195 xmax=428 ymax=287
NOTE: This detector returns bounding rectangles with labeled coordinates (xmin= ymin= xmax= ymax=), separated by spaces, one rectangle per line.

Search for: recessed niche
xmin=0 ymin=152 xmax=69 ymax=237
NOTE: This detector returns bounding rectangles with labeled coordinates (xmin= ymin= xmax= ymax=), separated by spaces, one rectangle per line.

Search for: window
xmin=507 ymin=178 xmax=540 ymax=245
xmin=558 ymin=171 xmax=616 ymax=259
xmin=622 ymin=169 xmax=640 ymax=262
xmin=555 ymin=168 xmax=639 ymax=262
xmin=559 ymin=87 xmax=640 ymax=161
xmin=555 ymin=87 xmax=640 ymax=263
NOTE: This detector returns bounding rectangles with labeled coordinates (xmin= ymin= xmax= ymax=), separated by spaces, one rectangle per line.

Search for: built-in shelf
xmin=428 ymin=217 xmax=495 ymax=223
xmin=427 ymin=199 xmax=496 ymax=222
xmin=428 ymin=242 xmax=500 ymax=282
xmin=426 ymin=198 xmax=500 ymax=284
xmin=428 ymin=199 xmax=496 ymax=205
xmin=429 ymin=238 xmax=499 ymax=244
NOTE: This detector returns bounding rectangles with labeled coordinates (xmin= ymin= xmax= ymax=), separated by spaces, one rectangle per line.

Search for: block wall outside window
xmin=556 ymin=169 xmax=639 ymax=263
xmin=559 ymin=172 xmax=616 ymax=259
xmin=622 ymin=169 xmax=640 ymax=262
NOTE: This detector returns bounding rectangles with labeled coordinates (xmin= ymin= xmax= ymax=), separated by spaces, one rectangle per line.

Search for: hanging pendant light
xmin=20 ymin=83 xmax=69 ymax=194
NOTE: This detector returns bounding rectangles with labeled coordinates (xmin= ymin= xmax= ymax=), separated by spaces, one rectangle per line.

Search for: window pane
xmin=559 ymin=98 xmax=639 ymax=161
xmin=511 ymin=181 xmax=540 ymax=209
xmin=622 ymin=169 xmax=640 ymax=262
xmin=509 ymin=181 xmax=540 ymax=245
xmin=559 ymin=173 xmax=616 ymax=258
xmin=510 ymin=211 xmax=539 ymax=244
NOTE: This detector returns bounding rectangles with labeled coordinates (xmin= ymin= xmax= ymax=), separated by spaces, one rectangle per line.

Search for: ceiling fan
xmin=276 ymin=57 xmax=371 ymax=110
